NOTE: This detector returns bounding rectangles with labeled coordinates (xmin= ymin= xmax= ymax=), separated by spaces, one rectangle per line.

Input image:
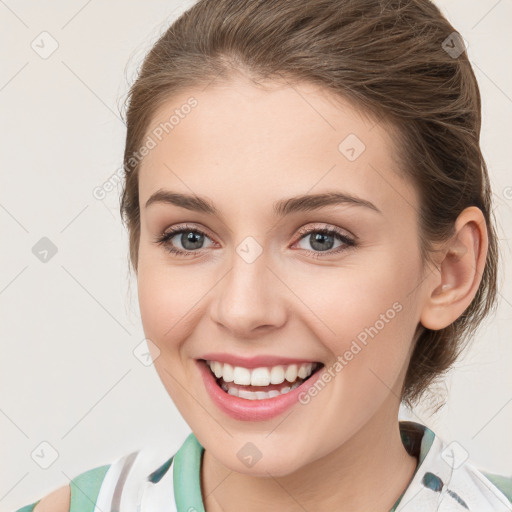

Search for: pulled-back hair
xmin=120 ymin=0 xmax=498 ymax=410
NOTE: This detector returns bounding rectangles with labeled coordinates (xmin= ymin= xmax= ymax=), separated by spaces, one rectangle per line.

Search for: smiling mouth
xmin=201 ymin=359 xmax=324 ymax=400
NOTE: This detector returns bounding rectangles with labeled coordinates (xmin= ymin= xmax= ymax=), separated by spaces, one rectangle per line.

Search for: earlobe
xmin=420 ymin=207 xmax=487 ymax=331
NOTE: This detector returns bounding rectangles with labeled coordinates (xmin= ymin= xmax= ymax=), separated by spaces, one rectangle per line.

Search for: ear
xmin=420 ymin=206 xmax=489 ymax=331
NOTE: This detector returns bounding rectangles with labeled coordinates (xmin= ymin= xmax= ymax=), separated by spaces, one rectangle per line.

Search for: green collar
xmin=172 ymin=421 xmax=436 ymax=512
xmin=389 ymin=421 xmax=436 ymax=511
xmin=173 ymin=432 xmax=206 ymax=512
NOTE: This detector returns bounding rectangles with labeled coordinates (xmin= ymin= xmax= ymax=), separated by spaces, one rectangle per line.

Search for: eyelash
xmin=153 ymin=223 xmax=356 ymax=259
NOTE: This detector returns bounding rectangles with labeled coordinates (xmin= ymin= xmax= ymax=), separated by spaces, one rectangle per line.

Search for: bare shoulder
xmin=33 ymin=484 xmax=71 ymax=512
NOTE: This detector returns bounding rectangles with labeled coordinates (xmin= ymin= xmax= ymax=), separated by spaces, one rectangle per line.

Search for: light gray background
xmin=1 ymin=0 xmax=511 ymax=509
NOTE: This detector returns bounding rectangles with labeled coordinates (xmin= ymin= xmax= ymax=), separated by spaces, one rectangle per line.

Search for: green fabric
xmin=14 ymin=464 xmax=110 ymax=512
xmin=15 ymin=426 xmax=511 ymax=511
xmin=173 ymin=424 xmax=437 ymax=512
xmin=69 ymin=464 xmax=111 ymax=511
xmin=481 ymin=471 xmax=512 ymax=503
xmin=14 ymin=501 xmax=40 ymax=512
xmin=174 ymin=433 xmax=206 ymax=512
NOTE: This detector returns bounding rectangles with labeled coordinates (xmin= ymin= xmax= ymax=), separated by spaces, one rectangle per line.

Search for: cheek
xmin=296 ymin=261 xmax=411 ymax=337
xmin=137 ymin=261 xmax=203 ymax=349
xmin=293 ymin=251 xmax=420 ymax=380
xmin=137 ymin=265 xmax=200 ymax=404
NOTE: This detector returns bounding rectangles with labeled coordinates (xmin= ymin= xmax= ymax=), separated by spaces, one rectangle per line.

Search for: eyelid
xmin=151 ymin=223 xmax=213 ymax=254
xmin=154 ymin=221 xmax=357 ymax=258
xmin=157 ymin=222 xmax=354 ymax=244
xmin=291 ymin=223 xmax=356 ymax=256
xmin=160 ymin=222 xmax=215 ymax=240
xmin=294 ymin=222 xmax=356 ymax=242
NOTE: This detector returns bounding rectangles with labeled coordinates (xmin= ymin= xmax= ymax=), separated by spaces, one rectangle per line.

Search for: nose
xmin=210 ymin=246 xmax=288 ymax=338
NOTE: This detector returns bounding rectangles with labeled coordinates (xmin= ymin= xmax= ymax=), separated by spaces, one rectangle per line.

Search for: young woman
xmin=17 ymin=0 xmax=511 ymax=510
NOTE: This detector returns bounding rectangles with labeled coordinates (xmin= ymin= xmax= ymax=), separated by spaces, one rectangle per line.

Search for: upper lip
xmin=199 ymin=352 xmax=322 ymax=369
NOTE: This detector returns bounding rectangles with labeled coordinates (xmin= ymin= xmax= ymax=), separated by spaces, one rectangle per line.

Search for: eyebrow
xmin=144 ymin=189 xmax=382 ymax=216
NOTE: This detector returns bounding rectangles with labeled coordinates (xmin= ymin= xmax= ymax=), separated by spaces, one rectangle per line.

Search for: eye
xmin=153 ymin=224 xmax=215 ymax=257
xmin=293 ymin=224 xmax=356 ymax=258
xmin=153 ymin=223 xmax=356 ymax=259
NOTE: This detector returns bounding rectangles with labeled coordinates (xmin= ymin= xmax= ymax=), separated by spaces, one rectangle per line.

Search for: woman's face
xmin=137 ymin=78 xmax=430 ymax=476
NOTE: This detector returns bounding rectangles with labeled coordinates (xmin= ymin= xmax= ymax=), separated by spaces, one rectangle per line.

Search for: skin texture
xmin=33 ymin=484 xmax=70 ymax=512
xmin=135 ymin=77 xmax=487 ymax=511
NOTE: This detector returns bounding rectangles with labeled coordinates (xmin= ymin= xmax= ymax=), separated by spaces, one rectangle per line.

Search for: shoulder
xmin=14 ymin=463 xmax=111 ymax=512
xmin=32 ymin=484 xmax=70 ymax=512
xmin=14 ymin=485 xmax=70 ymax=512
xmin=15 ymin=438 xmax=191 ymax=512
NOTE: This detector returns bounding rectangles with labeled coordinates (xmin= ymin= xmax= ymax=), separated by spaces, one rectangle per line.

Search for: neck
xmin=200 ymin=401 xmax=419 ymax=512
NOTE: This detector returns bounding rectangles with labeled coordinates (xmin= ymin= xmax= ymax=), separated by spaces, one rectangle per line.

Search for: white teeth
xmin=285 ymin=364 xmax=298 ymax=383
xmin=206 ymin=360 xmax=319 ymax=400
xmin=221 ymin=380 xmax=302 ymax=400
xmin=250 ymin=367 xmax=270 ymax=386
xmin=269 ymin=365 xmax=285 ymax=384
xmin=207 ymin=360 xmax=318 ymax=386
xmin=212 ymin=361 xmax=223 ymax=379
xmin=223 ymin=363 xmax=234 ymax=382
xmin=238 ymin=389 xmax=255 ymax=400
xmin=233 ymin=366 xmax=251 ymax=385
xmin=298 ymin=363 xmax=312 ymax=379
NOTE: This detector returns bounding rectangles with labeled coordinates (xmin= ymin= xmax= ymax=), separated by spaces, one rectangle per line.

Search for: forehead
xmin=138 ymin=78 xmax=417 ymax=218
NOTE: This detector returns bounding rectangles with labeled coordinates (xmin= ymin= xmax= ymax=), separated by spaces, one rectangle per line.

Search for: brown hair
xmin=120 ymin=0 xmax=499 ymax=410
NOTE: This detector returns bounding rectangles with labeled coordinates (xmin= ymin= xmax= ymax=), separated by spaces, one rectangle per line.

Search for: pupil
xmin=182 ymin=231 xmax=204 ymax=250
xmin=310 ymin=233 xmax=334 ymax=251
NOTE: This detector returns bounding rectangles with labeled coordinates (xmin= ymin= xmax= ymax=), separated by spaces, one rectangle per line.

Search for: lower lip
xmin=197 ymin=359 xmax=324 ymax=421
